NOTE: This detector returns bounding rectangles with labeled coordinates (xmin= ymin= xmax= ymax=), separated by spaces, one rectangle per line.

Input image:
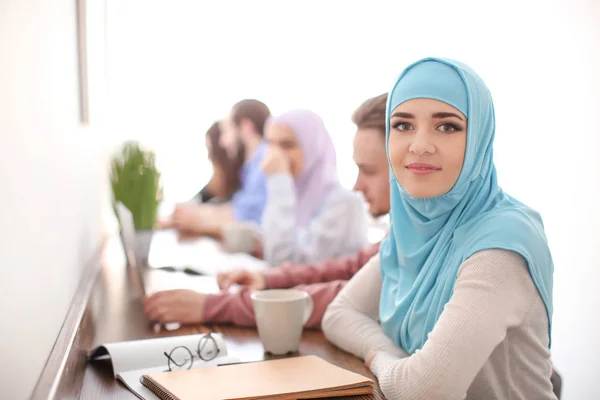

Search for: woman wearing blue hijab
xmin=322 ymin=58 xmax=556 ymax=399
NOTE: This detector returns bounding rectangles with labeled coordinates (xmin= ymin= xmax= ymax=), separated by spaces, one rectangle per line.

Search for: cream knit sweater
xmin=322 ymin=249 xmax=556 ymax=400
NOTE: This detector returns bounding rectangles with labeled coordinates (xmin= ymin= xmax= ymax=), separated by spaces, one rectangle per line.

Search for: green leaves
xmin=110 ymin=141 xmax=163 ymax=230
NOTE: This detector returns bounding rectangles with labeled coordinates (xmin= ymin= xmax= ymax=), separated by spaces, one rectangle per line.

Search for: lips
xmin=406 ymin=162 xmax=440 ymax=175
xmin=406 ymin=162 xmax=440 ymax=170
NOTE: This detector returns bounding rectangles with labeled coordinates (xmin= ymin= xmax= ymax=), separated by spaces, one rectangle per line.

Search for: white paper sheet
xmin=144 ymin=269 xmax=220 ymax=295
xmin=148 ymin=230 xmax=268 ymax=275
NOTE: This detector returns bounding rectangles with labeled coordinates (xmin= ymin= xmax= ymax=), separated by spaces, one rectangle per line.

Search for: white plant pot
xmin=135 ymin=230 xmax=154 ymax=267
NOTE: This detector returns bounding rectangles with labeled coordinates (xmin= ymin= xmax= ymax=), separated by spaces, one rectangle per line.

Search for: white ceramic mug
xmin=250 ymin=289 xmax=314 ymax=355
xmin=221 ymin=222 xmax=260 ymax=254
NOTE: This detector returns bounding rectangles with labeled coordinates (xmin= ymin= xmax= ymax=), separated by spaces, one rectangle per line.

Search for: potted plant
xmin=110 ymin=141 xmax=163 ymax=266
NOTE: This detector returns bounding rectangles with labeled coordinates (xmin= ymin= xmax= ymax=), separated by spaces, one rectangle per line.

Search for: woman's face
xmin=265 ymin=123 xmax=304 ymax=178
xmin=388 ymin=98 xmax=467 ymax=198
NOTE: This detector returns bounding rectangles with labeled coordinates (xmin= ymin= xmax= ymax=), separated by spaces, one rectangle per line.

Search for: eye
xmin=360 ymin=169 xmax=375 ymax=176
xmin=437 ymin=123 xmax=462 ymax=134
xmin=280 ymin=141 xmax=297 ymax=150
xmin=392 ymin=122 xmax=413 ymax=132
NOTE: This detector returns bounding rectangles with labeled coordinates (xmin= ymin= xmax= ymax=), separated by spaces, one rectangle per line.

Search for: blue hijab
xmin=379 ymin=58 xmax=554 ymax=354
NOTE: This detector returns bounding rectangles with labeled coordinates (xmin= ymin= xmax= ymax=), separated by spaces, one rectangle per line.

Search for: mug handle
xmin=302 ymin=295 xmax=314 ymax=325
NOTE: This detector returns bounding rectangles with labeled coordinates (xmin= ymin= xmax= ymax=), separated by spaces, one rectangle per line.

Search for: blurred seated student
xmin=144 ymin=94 xmax=388 ymax=327
xmin=159 ymin=99 xmax=270 ymax=238
xmin=190 ymin=121 xmax=244 ymax=204
xmin=259 ymin=109 xmax=368 ymax=265
xmin=322 ymin=58 xmax=556 ymax=399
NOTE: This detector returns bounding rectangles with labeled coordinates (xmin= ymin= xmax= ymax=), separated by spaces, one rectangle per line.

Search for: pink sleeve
xmin=263 ymin=242 xmax=381 ymax=289
xmin=202 ymin=288 xmax=257 ymax=327
xmin=295 ymin=280 xmax=348 ymax=329
xmin=202 ymin=280 xmax=350 ymax=329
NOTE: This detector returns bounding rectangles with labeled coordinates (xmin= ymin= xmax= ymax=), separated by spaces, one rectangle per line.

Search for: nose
xmin=409 ymin=129 xmax=436 ymax=155
xmin=353 ymin=176 xmax=362 ymax=192
xmin=353 ymin=176 xmax=368 ymax=197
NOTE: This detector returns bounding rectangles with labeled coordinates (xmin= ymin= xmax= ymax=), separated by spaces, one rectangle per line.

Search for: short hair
xmin=351 ymin=93 xmax=388 ymax=136
xmin=231 ymin=99 xmax=271 ymax=136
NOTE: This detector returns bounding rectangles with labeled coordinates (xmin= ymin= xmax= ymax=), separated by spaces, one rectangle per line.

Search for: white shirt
xmin=261 ymin=174 xmax=368 ymax=266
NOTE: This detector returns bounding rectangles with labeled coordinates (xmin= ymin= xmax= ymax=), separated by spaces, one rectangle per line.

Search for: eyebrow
xmin=390 ymin=112 xmax=415 ymax=119
xmin=432 ymin=112 xmax=465 ymax=121
xmin=390 ymin=111 xmax=465 ymax=121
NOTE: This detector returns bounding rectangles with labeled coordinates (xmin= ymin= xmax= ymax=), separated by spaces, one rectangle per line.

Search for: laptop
xmin=114 ymin=202 xmax=148 ymax=297
xmin=114 ymin=202 xmax=221 ymax=297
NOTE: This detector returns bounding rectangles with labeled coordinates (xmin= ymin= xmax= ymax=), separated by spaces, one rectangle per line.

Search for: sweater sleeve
xmin=262 ymin=243 xmax=381 ymax=289
xmin=202 ymin=288 xmax=257 ymax=327
xmin=261 ymin=174 xmax=367 ymax=265
xmin=322 ymin=255 xmax=409 ymax=360
xmin=366 ymin=249 xmax=541 ymax=400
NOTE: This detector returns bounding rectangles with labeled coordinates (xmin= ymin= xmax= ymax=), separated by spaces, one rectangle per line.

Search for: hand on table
xmin=177 ymin=231 xmax=201 ymax=242
xmin=172 ymin=204 xmax=212 ymax=234
xmin=156 ymin=217 xmax=174 ymax=230
xmin=143 ymin=289 xmax=207 ymax=324
xmin=157 ymin=204 xmax=215 ymax=238
xmin=217 ymin=269 xmax=266 ymax=291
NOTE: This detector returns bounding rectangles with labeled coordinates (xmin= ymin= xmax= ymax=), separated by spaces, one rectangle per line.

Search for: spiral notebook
xmin=140 ymin=355 xmax=374 ymax=400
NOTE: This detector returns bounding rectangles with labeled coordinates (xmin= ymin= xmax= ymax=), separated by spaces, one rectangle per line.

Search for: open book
xmin=140 ymin=355 xmax=374 ymax=400
xmin=88 ymin=333 xmax=239 ymax=400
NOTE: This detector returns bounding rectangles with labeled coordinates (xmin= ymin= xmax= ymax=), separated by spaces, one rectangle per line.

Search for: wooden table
xmin=54 ymin=237 xmax=385 ymax=399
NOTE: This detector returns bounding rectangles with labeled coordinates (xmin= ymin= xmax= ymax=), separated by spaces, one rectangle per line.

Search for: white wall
xmin=537 ymin=4 xmax=600 ymax=398
xmin=107 ymin=1 xmax=600 ymax=398
xmin=0 ymin=1 xmax=108 ymax=398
